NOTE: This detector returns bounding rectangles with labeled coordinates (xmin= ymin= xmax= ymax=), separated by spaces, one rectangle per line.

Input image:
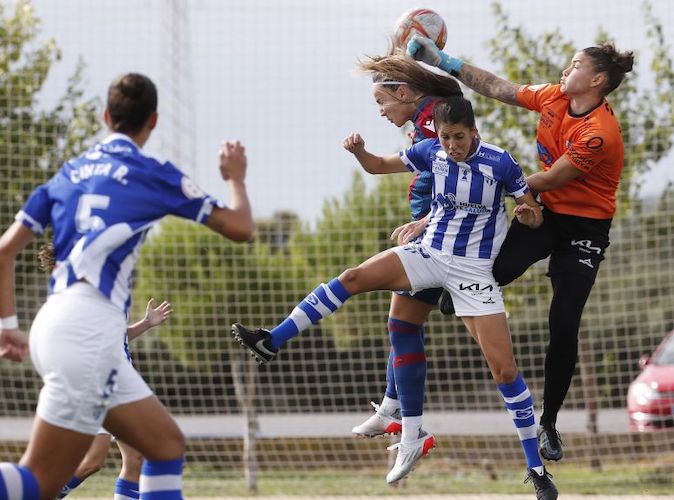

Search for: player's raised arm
xmin=127 ymin=298 xmax=173 ymax=341
xmin=407 ymin=35 xmax=524 ymax=107
xmin=343 ymin=133 xmax=408 ymax=174
xmin=205 ymin=140 xmax=254 ymax=242
xmin=0 ymin=222 xmax=35 ymax=362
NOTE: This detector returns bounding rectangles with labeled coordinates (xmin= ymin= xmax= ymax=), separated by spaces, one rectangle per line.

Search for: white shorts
xmin=30 ymin=282 xmax=152 ymax=435
xmin=392 ymin=242 xmax=505 ymax=317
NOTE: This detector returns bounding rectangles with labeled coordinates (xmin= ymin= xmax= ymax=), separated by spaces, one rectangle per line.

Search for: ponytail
xmin=583 ymin=42 xmax=634 ymax=96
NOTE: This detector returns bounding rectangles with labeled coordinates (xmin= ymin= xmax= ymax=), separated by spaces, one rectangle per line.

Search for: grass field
xmin=63 ymin=462 xmax=674 ymax=498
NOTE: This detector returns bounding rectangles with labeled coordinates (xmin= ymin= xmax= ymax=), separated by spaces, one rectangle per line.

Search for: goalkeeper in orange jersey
xmin=408 ymin=36 xmax=634 ymax=467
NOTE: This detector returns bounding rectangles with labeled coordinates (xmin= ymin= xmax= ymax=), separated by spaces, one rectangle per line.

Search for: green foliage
xmin=133 ymin=171 xmax=413 ymax=365
xmin=0 ymin=0 xmax=100 ymax=321
xmin=474 ymin=1 xmax=674 ymax=216
xmin=132 ymin=2 xmax=674 ymax=404
xmin=290 ymin=172 xmax=411 ymax=347
xmin=0 ymin=0 xmax=100 ymax=216
xmin=474 ymin=1 xmax=674 ymax=334
xmin=133 ymin=215 xmax=327 ymax=367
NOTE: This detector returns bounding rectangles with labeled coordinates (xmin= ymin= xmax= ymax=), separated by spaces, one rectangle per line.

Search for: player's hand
xmin=0 ymin=328 xmax=28 ymax=362
xmin=343 ymin=133 xmax=365 ymax=155
xmin=391 ymin=219 xmax=426 ymax=245
xmin=144 ymin=298 xmax=173 ymax=328
xmin=407 ymin=35 xmax=464 ymax=75
xmin=514 ymin=203 xmax=543 ymax=229
xmin=219 ymin=141 xmax=247 ymax=183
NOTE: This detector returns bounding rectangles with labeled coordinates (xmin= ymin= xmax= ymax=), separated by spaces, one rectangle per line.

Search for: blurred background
xmin=1 ymin=0 xmax=673 ymax=497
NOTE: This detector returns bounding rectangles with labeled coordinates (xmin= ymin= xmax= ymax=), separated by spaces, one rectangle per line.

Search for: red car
xmin=627 ymin=329 xmax=674 ymax=431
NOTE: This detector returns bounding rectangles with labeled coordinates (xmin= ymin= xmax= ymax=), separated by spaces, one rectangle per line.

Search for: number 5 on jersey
xmin=76 ymin=194 xmax=110 ymax=232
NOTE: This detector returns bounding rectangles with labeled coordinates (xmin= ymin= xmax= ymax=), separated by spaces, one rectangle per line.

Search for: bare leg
xmin=103 ymin=395 xmax=184 ymax=462
xmin=463 ymin=313 xmax=518 ymax=384
xmin=338 ymin=249 xmax=411 ymax=294
xmin=19 ymin=418 xmax=95 ymax=499
xmin=116 ymin=439 xmax=143 ymax=482
xmin=73 ymin=433 xmax=112 ymax=480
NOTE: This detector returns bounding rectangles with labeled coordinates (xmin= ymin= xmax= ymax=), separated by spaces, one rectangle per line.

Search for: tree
xmin=0 ymin=0 xmax=101 ymax=409
xmin=472 ymin=1 xmax=674 ymax=216
xmin=1 ymin=1 xmax=100 ymax=315
xmin=1 ymin=0 xmax=101 ymax=217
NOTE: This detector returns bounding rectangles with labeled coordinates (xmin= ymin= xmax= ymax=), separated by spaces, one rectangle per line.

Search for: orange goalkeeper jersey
xmin=516 ymin=83 xmax=624 ymax=219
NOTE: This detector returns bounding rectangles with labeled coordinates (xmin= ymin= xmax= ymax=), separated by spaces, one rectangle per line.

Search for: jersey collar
xmin=412 ymin=97 xmax=436 ymax=123
xmin=101 ymin=133 xmax=140 ymax=149
xmin=464 ymin=138 xmax=482 ymax=162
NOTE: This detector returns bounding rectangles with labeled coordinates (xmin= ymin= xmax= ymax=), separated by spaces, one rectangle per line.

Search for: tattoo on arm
xmin=459 ymin=64 xmax=522 ymax=107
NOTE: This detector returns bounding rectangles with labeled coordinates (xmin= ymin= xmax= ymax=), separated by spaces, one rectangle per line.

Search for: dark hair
xmin=107 ymin=73 xmax=158 ymax=134
xmin=432 ymin=96 xmax=475 ymax=129
xmin=583 ymin=42 xmax=634 ymax=96
xmin=359 ymin=50 xmax=462 ymax=99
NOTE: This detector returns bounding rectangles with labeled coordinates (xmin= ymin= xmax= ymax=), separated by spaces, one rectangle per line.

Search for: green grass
xmin=67 ymin=462 xmax=674 ymax=497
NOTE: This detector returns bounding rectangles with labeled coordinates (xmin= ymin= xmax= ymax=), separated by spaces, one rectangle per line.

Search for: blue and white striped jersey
xmin=17 ymin=133 xmax=221 ymax=313
xmin=401 ymin=138 xmax=528 ymax=260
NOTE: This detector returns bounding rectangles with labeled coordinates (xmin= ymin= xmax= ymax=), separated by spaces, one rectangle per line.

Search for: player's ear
xmin=103 ymin=108 xmax=112 ymax=128
xmin=591 ymin=71 xmax=607 ymax=91
xmin=147 ymin=111 xmax=158 ymax=131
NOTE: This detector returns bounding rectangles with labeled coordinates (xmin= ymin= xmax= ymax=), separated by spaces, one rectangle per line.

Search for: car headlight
xmin=631 ymin=382 xmax=661 ymax=405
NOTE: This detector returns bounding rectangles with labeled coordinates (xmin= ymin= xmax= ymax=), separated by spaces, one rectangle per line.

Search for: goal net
xmin=1 ymin=0 xmax=673 ymax=496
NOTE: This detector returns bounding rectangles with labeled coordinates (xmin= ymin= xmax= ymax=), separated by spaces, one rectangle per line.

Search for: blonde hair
xmin=37 ymin=243 xmax=56 ymax=272
xmin=358 ymin=50 xmax=462 ymax=99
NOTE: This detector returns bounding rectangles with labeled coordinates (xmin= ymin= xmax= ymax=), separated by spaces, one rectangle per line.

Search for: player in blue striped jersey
xmin=0 ymin=73 xmax=253 ymax=500
xmin=233 ymin=96 xmax=557 ymax=497
xmin=350 ymin=53 xmax=463 ymax=444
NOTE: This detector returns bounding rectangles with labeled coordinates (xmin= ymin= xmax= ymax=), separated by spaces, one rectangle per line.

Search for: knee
xmin=492 ymin=258 xmax=515 ymax=287
xmin=337 ymin=267 xmax=361 ymax=293
xmin=76 ymin=450 xmax=107 ymax=478
xmin=165 ymin=428 xmax=185 ymax=459
xmin=491 ymin=365 xmax=519 ymax=385
xmin=547 ymin=326 xmax=580 ymax=353
xmin=120 ymin=448 xmax=144 ymax=478
xmin=160 ymin=428 xmax=185 ymax=461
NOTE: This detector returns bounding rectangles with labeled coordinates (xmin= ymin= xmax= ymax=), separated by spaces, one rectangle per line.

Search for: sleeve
xmin=400 ymin=138 xmax=434 ymax=173
xmin=564 ymin=124 xmax=611 ymax=174
xmin=158 ymin=162 xmax=223 ymax=223
xmin=15 ymin=183 xmax=53 ymax=235
xmin=516 ymin=83 xmax=559 ymax=112
xmin=500 ymin=151 xmax=529 ymax=199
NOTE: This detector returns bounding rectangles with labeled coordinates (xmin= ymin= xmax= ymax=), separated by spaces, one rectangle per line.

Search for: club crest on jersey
xmin=431 ymin=157 xmax=449 ymax=176
xmin=181 ymin=176 xmax=206 ymax=199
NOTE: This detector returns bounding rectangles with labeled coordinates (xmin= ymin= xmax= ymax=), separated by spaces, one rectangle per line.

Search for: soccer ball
xmin=392 ymin=8 xmax=447 ymax=51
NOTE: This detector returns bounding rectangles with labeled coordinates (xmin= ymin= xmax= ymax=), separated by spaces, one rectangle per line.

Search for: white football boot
xmin=386 ymin=430 xmax=436 ymax=484
xmin=351 ymin=401 xmax=402 ymax=437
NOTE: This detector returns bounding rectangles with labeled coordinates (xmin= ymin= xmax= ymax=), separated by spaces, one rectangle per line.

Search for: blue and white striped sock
xmin=114 ymin=477 xmax=139 ymax=499
xmin=139 ymin=457 xmax=183 ymax=499
xmin=270 ymin=278 xmax=351 ymax=350
xmin=57 ymin=476 xmax=83 ymax=498
xmin=498 ymin=373 xmax=544 ymax=473
xmin=0 ymin=463 xmax=39 ymax=500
